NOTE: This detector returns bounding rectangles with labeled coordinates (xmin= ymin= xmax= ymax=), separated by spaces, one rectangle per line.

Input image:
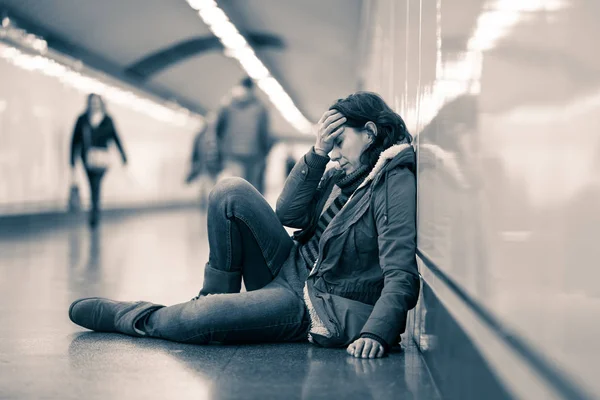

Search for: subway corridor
xmin=0 ymin=209 xmax=439 ymax=399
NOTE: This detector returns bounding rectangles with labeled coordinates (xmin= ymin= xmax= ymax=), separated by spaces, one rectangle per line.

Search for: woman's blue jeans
xmin=142 ymin=177 xmax=310 ymax=344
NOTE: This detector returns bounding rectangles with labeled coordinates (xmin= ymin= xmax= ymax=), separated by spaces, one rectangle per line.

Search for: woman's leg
xmin=68 ymin=277 xmax=309 ymax=345
xmin=86 ymin=169 xmax=105 ymax=226
xmin=200 ymin=177 xmax=294 ymax=295
xmin=143 ymin=278 xmax=309 ymax=344
xmin=68 ymin=176 xmax=305 ymax=344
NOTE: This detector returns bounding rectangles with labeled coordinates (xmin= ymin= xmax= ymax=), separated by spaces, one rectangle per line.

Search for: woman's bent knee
xmin=208 ymin=177 xmax=258 ymax=207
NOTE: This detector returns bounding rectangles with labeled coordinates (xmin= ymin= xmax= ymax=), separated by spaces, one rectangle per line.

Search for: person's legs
xmin=86 ymin=169 xmax=105 ymax=226
xmin=68 ymin=276 xmax=309 ymax=345
xmin=144 ymin=278 xmax=309 ymax=344
xmin=200 ymin=177 xmax=294 ymax=295
xmin=245 ymin=157 xmax=266 ymax=195
xmin=68 ymin=177 xmax=308 ymax=345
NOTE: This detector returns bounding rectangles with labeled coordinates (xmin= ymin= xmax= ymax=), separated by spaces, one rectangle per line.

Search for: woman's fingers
xmin=347 ymin=338 xmax=386 ymax=358
xmin=326 ymin=126 xmax=345 ymax=141
xmin=368 ymin=343 xmax=380 ymax=359
xmin=324 ymin=116 xmax=346 ymax=135
xmin=315 ymin=110 xmax=345 ymax=154
xmin=353 ymin=339 xmax=366 ymax=357
xmin=323 ymin=112 xmax=345 ymax=129
xmin=347 ymin=342 xmax=355 ymax=355
xmin=318 ymin=109 xmax=338 ymax=124
xmin=361 ymin=341 xmax=373 ymax=358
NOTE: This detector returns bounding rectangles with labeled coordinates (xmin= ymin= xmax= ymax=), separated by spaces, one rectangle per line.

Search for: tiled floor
xmin=0 ymin=209 xmax=439 ymax=400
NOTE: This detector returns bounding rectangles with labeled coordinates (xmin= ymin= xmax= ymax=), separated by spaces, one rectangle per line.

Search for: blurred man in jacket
xmin=216 ymin=77 xmax=273 ymax=194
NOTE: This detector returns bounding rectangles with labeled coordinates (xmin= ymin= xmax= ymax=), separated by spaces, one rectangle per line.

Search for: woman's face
xmin=330 ymin=125 xmax=372 ymax=174
xmin=88 ymin=95 xmax=103 ymax=113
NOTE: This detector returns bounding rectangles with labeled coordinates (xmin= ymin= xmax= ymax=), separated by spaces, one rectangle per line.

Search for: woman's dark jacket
xmin=70 ymin=113 xmax=127 ymax=168
xmin=276 ymin=144 xmax=420 ymax=349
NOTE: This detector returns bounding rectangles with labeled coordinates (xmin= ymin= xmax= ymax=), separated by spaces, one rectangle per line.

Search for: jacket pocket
xmin=312 ymin=292 xmax=374 ymax=348
xmin=353 ymin=229 xmax=378 ymax=264
xmin=353 ymin=216 xmax=378 ymax=253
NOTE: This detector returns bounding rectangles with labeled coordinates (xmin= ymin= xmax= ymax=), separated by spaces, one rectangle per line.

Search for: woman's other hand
xmin=347 ymin=337 xmax=385 ymax=358
xmin=314 ymin=110 xmax=346 ymax=156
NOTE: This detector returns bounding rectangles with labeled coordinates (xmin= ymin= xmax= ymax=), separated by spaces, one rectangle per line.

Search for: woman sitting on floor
xmin=68 ymin=91 xmax=420 ymax=359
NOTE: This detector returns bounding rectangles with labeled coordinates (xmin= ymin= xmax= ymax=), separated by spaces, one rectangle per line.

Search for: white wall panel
xmin=0 ymin=55 xmax=202 ymax=215
xmin=360 ymin=0 xmax=600 ymax=397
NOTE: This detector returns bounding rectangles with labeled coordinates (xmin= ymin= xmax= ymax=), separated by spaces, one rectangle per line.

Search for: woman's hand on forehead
xmin=314 ymin=110 xmax=346 ymax=156
xmin=319 ymin=109 xmax=344 ymax=123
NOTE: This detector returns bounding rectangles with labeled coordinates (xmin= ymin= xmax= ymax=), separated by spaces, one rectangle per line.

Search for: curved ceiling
xmin=125 ymin=33 xmax=285 ymax=80
xmin=0 ymin=0 xmax=364 ymax=136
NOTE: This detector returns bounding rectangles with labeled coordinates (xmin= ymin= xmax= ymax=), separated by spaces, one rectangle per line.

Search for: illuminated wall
xmin=359 ymin=0 xmax=600 ymax=399
xmin=0 ymin=43 xmax=203 ymax=215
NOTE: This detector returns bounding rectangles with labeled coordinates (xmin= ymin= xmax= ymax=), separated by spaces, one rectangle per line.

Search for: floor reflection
xmin=301 ymin=347 xmax=418 ymax=400
xmin=0 ymin=209 xmax=438 ymax=399
xmin=67 ymin=226 xmax=105 ymax=300
xmin=67 ymin=331 xmax=437 ymax=400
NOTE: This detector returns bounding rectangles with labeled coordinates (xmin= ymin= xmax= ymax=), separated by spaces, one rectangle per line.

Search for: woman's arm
xmin=276 ymin=109 xmax=346 ymax=229
xmin=359 ymin=168 xmax=420 ymax=347
xmin=276 ymin=148 xmax=330 ymax=228
xmin=70 ymin=117 xmax=82 ymax=168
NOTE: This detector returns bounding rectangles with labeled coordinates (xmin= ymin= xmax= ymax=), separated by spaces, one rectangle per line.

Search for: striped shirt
xmin=300 ymin=165 xmax=370 ymax=268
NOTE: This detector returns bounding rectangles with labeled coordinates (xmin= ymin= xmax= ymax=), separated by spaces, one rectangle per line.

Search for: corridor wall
xmin=0 ymin=44 xmax=202 ymax=215
xmin=358 ymin=0 xmax=600 ymax=399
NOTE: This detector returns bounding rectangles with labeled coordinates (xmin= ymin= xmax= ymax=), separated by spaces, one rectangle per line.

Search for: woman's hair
xmin=329 ymin=92 xmax=411 ymax=168
xmin=86 ymin=93 xmax=106 ymax=114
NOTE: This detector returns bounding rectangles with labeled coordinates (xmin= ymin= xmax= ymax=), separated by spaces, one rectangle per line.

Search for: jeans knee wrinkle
xmin=180 ymin=317 xmax=308 ymax=343
xmin=225 ymin=218 xmax=232 ymax=271
xmin=233 ymin=214 xmax=274 ymax=270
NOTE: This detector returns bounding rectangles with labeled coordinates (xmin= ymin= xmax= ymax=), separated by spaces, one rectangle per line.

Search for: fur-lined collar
xmin=356 ymin=143 xmax=413 ymax=191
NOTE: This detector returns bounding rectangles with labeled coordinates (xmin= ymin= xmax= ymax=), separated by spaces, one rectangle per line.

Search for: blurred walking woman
xmin=70 ymin=94 xmax=128 ymax=227
xmin=68 ymin=92 xmax=419 ymax=359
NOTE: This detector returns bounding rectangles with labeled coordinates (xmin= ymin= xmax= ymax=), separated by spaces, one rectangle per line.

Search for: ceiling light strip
xmin=406 ymin=0 xmax=568 ymax=134
xmin=186 ymin=0 xmax=313 ymax=134
xmin=0 ymin=16 xmax=201 ymax=128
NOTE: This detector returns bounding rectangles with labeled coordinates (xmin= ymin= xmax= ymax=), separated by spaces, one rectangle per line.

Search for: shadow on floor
xmin=67 ymin=331 xmax=437 ymax=399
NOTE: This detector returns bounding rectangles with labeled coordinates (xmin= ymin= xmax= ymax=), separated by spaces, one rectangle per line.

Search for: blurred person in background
xmin=70 ymin=93 xmax=128 ymax=228
xmin=215 ymin=77 xmax=273 ymax=194
xmin=185 ymin=113 xmax=222 ymax=209
xmin=68 ymin=92 xmax=419 ymax=359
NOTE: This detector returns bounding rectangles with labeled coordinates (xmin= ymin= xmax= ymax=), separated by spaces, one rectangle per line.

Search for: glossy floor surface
xmin=0 ymin=209 xmax=439 ymax=400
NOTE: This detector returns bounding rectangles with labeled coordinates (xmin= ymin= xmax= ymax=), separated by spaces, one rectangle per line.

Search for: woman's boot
xmin=68 ymin=297 xmax=163 ymax=336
